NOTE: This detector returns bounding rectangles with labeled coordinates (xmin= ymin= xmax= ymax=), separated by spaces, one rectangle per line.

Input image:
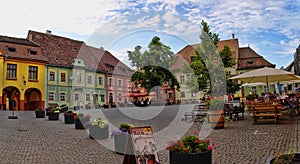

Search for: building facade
xmin=27 ymin=30 xmax=132 ymax=108
xmin=171 ymin=35 xmax=275 ymax=102
xmin=0 ymin=35 xmax=47 ymax=111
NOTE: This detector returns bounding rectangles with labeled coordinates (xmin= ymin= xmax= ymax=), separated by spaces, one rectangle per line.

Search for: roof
xmin=27 ymin=30 xmax=84 ymax=67
xmin=27 ymin=30 xmax=132 ymax=76
xmin=77 ymin=44 xmax=133 ymax=76
xmin=0 ymin=35 xmax=47 ymax=62
xmin=171 ymin=39 xmax=239 ymax=70
xmin=0 ymin=35 xmax=39 ymax=47
xmin=237 ymin=47 xmax=275 ymax=70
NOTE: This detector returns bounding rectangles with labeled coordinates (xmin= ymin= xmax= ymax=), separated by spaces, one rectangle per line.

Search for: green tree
xmin=128 ymin=36 xmax=179 ymax=99
xmin=219 ymin=45 xmax=241 ymax=94
xmin=183 ymin=20 xmax=240 ymax=97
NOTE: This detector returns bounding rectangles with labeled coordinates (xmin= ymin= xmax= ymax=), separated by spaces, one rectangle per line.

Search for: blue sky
xmin=1 ymin=0 xmax=300 ymax=68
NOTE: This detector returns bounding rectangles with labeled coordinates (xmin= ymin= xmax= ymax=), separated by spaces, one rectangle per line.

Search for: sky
xmin=1 ymin=0 xmax=300 ymax=69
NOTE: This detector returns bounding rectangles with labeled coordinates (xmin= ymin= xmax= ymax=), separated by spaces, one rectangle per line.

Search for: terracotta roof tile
xmin=27 ymin=30 xmax=84 ymax=67
xmin=237 ymin=47 xmax=275 ymax=70
xmin=0 ymin=35 xmax=47 ymax=62
xmin=27 ymin=30 xmax=133 ymax=76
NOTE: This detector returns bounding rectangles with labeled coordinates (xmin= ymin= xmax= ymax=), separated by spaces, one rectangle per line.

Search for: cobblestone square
xmin=0 ymin=106 xmax=299 ymax=164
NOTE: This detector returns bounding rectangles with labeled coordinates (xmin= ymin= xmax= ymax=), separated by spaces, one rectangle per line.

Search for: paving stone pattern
xmin=0 ymin=106 xmax=299 ymax=164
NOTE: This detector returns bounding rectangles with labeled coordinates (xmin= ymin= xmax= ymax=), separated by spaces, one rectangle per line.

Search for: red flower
xmin=206 ymin=138 xmax=211 ymax=143
xmin=193 ymin=131 xmax=199 ymax=135
xmin=195 ymin=140 xmax=201 ymax=144
xmin=208 ymin=145 xmax=212 ymax=151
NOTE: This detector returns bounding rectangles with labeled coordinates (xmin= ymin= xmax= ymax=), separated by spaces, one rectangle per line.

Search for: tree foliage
xmin=183 ymin=20 xmax=240 ymax=95
xmin=128 ymin=36 xmax=179 ymax=93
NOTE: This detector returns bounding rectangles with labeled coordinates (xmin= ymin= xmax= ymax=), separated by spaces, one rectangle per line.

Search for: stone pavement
xmin=0 ymin=106 xmax=299 ymax=164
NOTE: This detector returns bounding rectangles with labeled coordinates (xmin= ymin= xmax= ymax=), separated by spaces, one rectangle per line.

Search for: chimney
xmin=46 ymin=30 xmax=52 ymax=35
xmin=232 ymin=33 xmax=235 ymax=39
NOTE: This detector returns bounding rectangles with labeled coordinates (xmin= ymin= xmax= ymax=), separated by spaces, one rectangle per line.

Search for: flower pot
xmin=169 ymin=150 xmax=212 ymax=164
xmin=64 ymin=115 xmax=74 ymax=124
xmin=267 ymin=152 xmax=300 ymax=164
xmin=114 ymin=134 xmax=129 ymax=154
xmin=48 ymin=113 xmax=59 ymax=120
xmin=209 ymin=110 xmax=225 ymax=129
xmin=75 ymin=119 xmax=89 ymax=129
xmin=35 ymin=111 xmax=45 ymax=118
xmin=89 ymin=125 xmax=109 ymax=139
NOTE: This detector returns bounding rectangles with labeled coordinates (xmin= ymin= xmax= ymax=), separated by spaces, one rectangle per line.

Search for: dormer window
xmin=72 ymin=47 xmax=77 ymax=51
xmin=8 ymin=47 xmax=16 ymax=52
xmin=29 ymin=50 xmax=37 ymax=55
xmin=248 ymin=60 xmax=254 ymax=64
xmin=55 ymin=57 xmax=59 ymax=61
xmin=57 ymin=44 xmax=61 ymax=49
xmin=105 ymin=63 xmax=114 ymax=70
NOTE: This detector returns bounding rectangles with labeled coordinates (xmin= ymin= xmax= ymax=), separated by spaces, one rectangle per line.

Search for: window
xmin=77 ymin=73 xmax=82 ymax=83
xmin=100 ymin=95 xmax=105 ymax=102
xmin=180 ymin=75 xmax=185 ymax=84
xmin=8 ymin=47 xmax=16 ymax=52
xmin=88 ymin=75 xmax=92 ymax=84
xmin=28 ymin=66 xmax=38 ymax=80
xmin=49 ymin=72 xmax=55 ymax=81
xmin=86 ymin=94 xmax=90 ymax=101
xmin=74 ymin=93 xmax=79 ymax=101
xmin=168 ymin=92 xmax=173 ymax=99
xmin=181 ymin=92 xmax=185 ymax=98
xmin=49 ymin=92 xmax=54 ymax=101
xmin=60 ymin=93 xmax=66 ymax=101
xmin=118 ymin=79 xmax=122 ymax=87
xmin=109 ymin=78 xmax=114 ymax=87
xmin=98 ymin=76 xmax=103 ymax=85
xmin=60 ymin=73 xmax=66 ymax=82
xmin=29 ymin=50 xmax=37 ymax=55
xmin=6 ymin=63 xmax=17 ymax=79
xmin=128 ymin=81 xmax=131 ymax=88
xmin=118 ymin=93 xmax=122 ymax=101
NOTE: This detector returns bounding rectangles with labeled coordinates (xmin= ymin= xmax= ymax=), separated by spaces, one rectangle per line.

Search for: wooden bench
xmin=184 ymin=111 xmax=207 ymax=122
xmin=250 ymin=105 xmax=282 ymax=124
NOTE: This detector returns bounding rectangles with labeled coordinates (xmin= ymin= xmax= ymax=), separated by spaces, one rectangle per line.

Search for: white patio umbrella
xmin=230 ymin=67 xmax=300 ymax=93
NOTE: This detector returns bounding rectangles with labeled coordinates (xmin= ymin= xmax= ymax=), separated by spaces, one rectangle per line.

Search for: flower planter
xmin=89 ymin=125 xmax=109 ymax=139
xmin=48 ymin=113 xmax=59 ymax=120
xmin=114 ymin=134 xmax=129 ymax=154
xmin=35 ymin=111 xmax=45 ymax=118
xmin=75 ymin=119 xmax=89 ymax=129
xmin=64 ymin=115 xmax=74 ymax=124
xmin=267 ymin=152 xmax=300 ymax=164
xmin=169 ymin=150 xmax=212 ymax=164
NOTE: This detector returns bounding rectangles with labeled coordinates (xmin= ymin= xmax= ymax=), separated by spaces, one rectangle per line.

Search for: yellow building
xmin=0 ymin=35 xmax=47 ymax=111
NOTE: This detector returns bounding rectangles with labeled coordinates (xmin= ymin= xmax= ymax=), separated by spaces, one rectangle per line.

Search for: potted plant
xmin=73 ymin=112 xmax=91 ymax=129
xmin=267 ymin=151 xmax=300 ymax=164
xmin=166 ymin=132 xmax=216 ymax=164
xmin=88 ymin=118 xmax=109 ymax=139
xmin=48 ymin=107 xmax=60 ymax=120
xmin=103 ymin=103 xmax=109 ymax=108
xmin=111 ymin=123 xmax=134 ymax=154
xmin=35 ymin=108 xmax=45 ymax=118
xmin=64 ymin=110 xmax=74 ymax=124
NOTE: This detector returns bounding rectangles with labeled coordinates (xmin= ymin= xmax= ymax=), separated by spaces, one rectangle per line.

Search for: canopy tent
xmin=230 ymin=67 xmax=300 ymax=93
